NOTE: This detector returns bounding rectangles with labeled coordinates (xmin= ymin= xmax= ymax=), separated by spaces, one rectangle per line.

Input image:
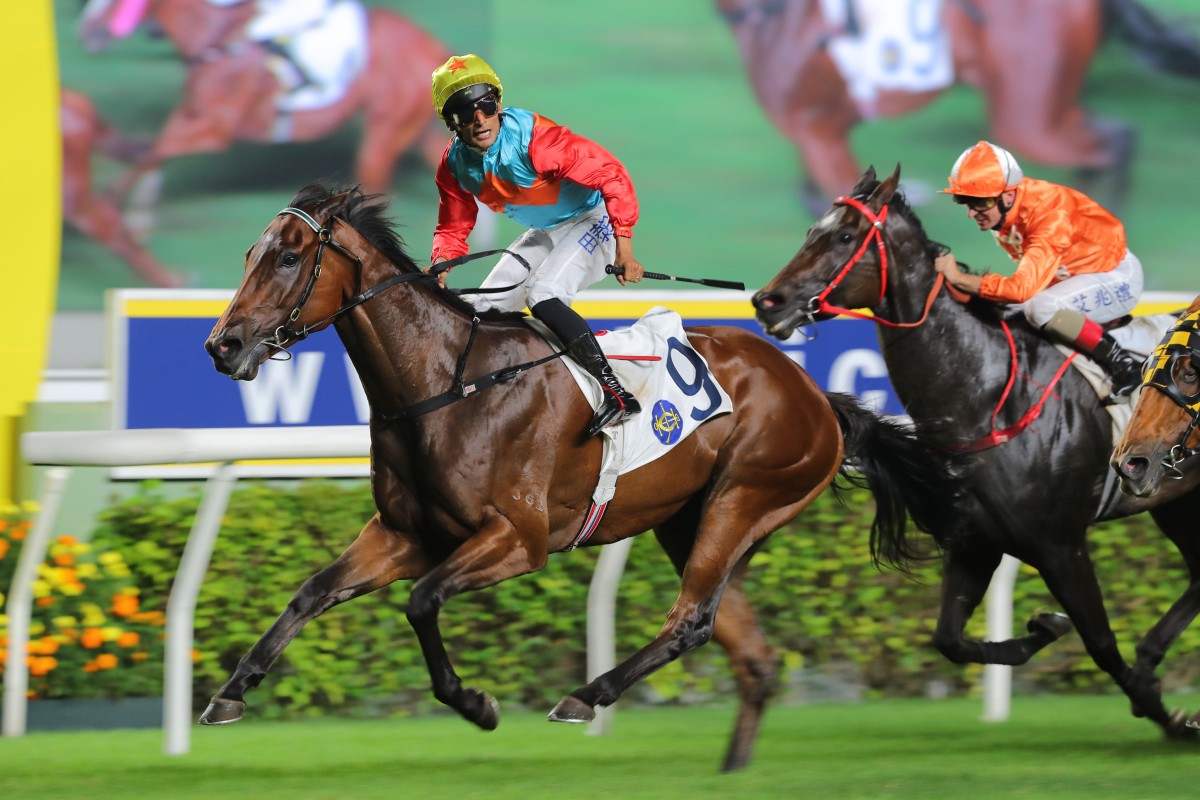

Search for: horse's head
xmin=79 ymin=0 xmax=250 ymax=57
xmin=752 ymin=165 xmax=902 ymax=339
xmin=1111 ymin=303 xmax=1200 ymax=497
xmin=206 ymin=184 xmax=368 ymax=381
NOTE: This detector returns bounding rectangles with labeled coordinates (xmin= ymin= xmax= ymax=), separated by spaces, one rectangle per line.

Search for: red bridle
xmin=814 ymin=195 xmax=943 ymax=328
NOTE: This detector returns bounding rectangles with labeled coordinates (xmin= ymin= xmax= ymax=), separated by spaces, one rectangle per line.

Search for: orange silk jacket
xmin=978 ymin=178 xmax=1127 ymax=304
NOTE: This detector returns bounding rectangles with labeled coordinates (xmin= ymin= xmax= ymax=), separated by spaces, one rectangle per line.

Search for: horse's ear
xmin=851 ymin=165 xmax=878 ymax=197
xmin=867 ymin=164 xmax=902 ymax=211
xmin=312 ymin=189 xmax=353 ymax=225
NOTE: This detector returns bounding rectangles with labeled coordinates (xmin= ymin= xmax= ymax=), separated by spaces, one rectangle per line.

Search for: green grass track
xmin=3 ymin=696 xmax=1199 ymax=799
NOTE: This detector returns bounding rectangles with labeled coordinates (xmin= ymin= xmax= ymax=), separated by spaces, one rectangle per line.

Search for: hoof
xmin=466 ymin=689 xmax=500 ymax=731
xmin=1167 ymin=709 xmax=1200 ymax=738
xmin=199 ymin=697 xmax=245 ymax=725
xmin=1027 ymin=612 xmax=1073 ymax=640
xmin=547 ymin=695 xmax=595 ymax=724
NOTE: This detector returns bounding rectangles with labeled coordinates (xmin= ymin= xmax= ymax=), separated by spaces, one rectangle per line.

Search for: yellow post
xmin=0 ymin=2 xmax=60 ymax=504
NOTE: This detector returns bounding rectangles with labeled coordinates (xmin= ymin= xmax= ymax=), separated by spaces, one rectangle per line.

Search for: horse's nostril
xmin=1122 ymin=456 xmax=1148 ymax=478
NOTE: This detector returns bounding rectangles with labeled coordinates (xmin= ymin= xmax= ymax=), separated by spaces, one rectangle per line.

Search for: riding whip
xmin=605 ymin=264 xmax=745 ymax=291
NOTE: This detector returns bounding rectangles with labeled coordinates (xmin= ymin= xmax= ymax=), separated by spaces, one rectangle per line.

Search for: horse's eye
xmin=837 ymin=231 xmax=854 ymax=244
xmin=281 ymin=252 xmax=300 ymax=269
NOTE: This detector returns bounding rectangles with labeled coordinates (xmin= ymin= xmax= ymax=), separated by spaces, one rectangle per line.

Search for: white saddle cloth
xmin=526 ymin=306 xmax=734 ymax=507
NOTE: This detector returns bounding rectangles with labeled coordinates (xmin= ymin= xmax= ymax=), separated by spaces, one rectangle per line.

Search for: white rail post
xmin=164 ymin=461 xmax=238 ymax=756
xmin=585 ymin=537 xmax=634 ymax=735
xmin=2 ymin=467 xmax=72 ymax=737
xmin=982 ymin=554 xmax=1021 ymax=722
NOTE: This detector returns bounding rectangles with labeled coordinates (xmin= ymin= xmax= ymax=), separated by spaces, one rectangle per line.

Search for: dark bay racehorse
xmin=202 ymin=183 xmax=954 ymax=771
xmin=77 ymin=0 xmax=448 ymax=202
xmin=717 ymin=0 xmax=1200 ymax=215
xmin=752 ymin=165 xmax=1200 ymax=737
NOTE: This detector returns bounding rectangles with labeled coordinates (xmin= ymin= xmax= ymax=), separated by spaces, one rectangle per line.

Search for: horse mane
xmin=848 ymin=179 xmax=947 ymax=266
xmin=288 ymin=182 xmax=526 ymax=323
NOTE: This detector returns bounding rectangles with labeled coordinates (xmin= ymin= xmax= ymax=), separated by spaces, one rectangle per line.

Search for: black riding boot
xmin=567 ymin=333 xmax=641 ymax=436
xmin=531 ymin=298 xmax=641 ymax=436
xmin=1092 ymin=333 xmax=1144 ymax=400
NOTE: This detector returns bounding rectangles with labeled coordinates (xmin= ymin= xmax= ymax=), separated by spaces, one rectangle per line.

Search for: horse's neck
xmin=333 ymin=260 xmax=478 ymax=415
xmin=875 ymin=250 xmax=1022 ymax=422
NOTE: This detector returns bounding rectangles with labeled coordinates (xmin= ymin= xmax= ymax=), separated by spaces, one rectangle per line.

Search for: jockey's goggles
xmin=953 ymin=195 xmax=1000 ymax=212
xmin=446 ymin=94 xmax=499 ymax=127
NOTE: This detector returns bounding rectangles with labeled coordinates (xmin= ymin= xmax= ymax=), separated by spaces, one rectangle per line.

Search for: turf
xmin=2 ymin=695 xmax=1198 ymax=799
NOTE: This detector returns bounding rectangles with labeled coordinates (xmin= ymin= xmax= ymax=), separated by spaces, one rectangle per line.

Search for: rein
xmin=827 ymin=194 xmax=1072 ymax=453
xmin=265 ymin=206 xmax=564 ymax=419
xmin=1141 ymin=309 xmax=1200 ymax=476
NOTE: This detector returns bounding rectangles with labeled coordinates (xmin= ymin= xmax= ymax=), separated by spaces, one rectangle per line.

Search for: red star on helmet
xmin=447 ymin=57 xmax=468 ymax=73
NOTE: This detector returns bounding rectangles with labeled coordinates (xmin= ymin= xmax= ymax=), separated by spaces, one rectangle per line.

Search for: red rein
xmin=826 ymin=195 xmax=1074 ymax=452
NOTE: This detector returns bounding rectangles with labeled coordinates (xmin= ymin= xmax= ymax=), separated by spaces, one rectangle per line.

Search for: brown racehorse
xmin=61 ymin=87 xmax=184 ymax=288
xmin=201 ymin=182 xmax=955 ymax=772
xmin=752 ymin=164 xmax=1200 ymax=740
xmin=1112 ymin=296 xmax=1200 ymax=497
xmin=717 ymin=0 xmax=1200 ymax=215
xmin=77 ymin=0 xmax=448 ymax=201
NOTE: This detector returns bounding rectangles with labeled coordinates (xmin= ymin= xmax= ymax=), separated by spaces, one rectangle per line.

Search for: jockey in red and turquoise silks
xmin=428 ymin=54 xmax=647 ymax=437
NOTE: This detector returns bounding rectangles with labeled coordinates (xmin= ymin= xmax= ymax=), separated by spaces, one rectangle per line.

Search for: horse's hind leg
xmin=650 ymin=507 xmax=776 ymax=772
xmin=550 ymin=487 xmax=794 ymax=735
xmin=932 ymin=545 xmax=1073 ymax=666
xmin=199 ymin=514 xmax=432 ymax=724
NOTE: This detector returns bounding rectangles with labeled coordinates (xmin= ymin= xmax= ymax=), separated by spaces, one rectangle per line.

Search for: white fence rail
xmin=6 ymin=427 xmax=1018 ymax=753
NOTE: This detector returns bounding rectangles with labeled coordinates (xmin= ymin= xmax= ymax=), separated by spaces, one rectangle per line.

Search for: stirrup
xmin=585 ymin=390 xmax=640 ymax=437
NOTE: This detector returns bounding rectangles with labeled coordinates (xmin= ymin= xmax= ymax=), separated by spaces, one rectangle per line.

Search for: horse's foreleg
xmin=199 ymin=514 xmax=431 ymax=725
xmin=404 ymin=517 xmax=546 ymax=731
xmin=931 ymin=546 xmax=1071 ymax=666
xmin=1126 ymin=498 xmax=1200 ymax=736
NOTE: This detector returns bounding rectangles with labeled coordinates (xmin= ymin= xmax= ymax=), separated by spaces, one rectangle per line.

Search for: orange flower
xmin=27 ymin=656 xmax=58 ymax=676
xmin=111 ymin=594 xmax=139 ymax=618
xmin=53 ymin=553 xmax=75 ymax=566
xmin=10 ymin=523 xmax=27 ymax=541
xmin=117 ymin=631 xmax=140 ymax=648
xmin=94 ymin=653 xmax=118 ymax=670
xmin=56 ymin=534 xmax=79 ymax=547
xmin=80 ymin=627 xmax=105 ymax=649
xmin=83 ymin=660 xmax=100 ymax=673
xmin=36 ymin=597 xmax=55 ymax=608
xmin=131 ymin=651 xmax=149 ymax=662
xmin=0 ymin=539 xmax=8 ymax=559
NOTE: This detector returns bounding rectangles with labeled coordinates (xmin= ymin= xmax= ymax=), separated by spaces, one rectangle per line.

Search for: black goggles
xmin=445 ymin=95 xmax=499 ymax=126
xmin=953 ymin=195 xmax=1000 ymax=212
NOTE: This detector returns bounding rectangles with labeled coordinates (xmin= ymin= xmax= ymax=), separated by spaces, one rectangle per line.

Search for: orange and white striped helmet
xmin=943 ymin=141 xmax=1024 ymax=197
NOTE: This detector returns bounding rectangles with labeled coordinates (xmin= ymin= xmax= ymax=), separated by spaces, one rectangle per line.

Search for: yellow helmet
xmin=943 ymin=141 xmax=1024 ymax=197
xmin=431 ymin=54 xmax=503 ymax=121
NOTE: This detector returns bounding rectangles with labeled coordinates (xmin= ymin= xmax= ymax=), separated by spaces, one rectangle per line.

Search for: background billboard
xmin=54 ymin=0 xmax=1200 ymax=319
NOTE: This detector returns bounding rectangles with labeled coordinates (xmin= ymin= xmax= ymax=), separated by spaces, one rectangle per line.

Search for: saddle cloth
xmin=1059 ymin=312 xmax=1179 ymax=519
xmin=820 ymin=0 xmax=954 ymax=112
xmin=268 ymin=0 xmax=368 ymax=112
xmin=525 ymin=306 xmax=734 ymax=508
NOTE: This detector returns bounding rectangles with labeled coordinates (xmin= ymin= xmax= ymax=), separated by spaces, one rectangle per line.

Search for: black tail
xmin=1104 ymin=0 xmax=1200 ymax=79
xmin=824 ymin=392 xmax=958 ymax=570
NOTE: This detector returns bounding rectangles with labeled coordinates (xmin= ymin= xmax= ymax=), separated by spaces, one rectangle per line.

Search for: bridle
xmin=257 ymin=205 xmax=559 ymax=420
xmin=1140 ymin=309 xmax=1200 ymax=478
xmin=264 ymin=206 xmax=528 ymax=352
xmin=806 ymin=194 xmax=944 ymax=329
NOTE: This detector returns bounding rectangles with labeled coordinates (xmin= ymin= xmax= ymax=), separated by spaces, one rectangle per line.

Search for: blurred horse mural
xmin=77 ymin=0 xmax=449 ymax=206
xmin=61 ymin=87 xmax=184 ymax=288
xmin=717 ymin=0 xmax=1200 ymax=215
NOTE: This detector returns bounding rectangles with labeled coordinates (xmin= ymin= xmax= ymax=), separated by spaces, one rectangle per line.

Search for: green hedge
xmin=77 ymin=479 xmax=1200 ymax=717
